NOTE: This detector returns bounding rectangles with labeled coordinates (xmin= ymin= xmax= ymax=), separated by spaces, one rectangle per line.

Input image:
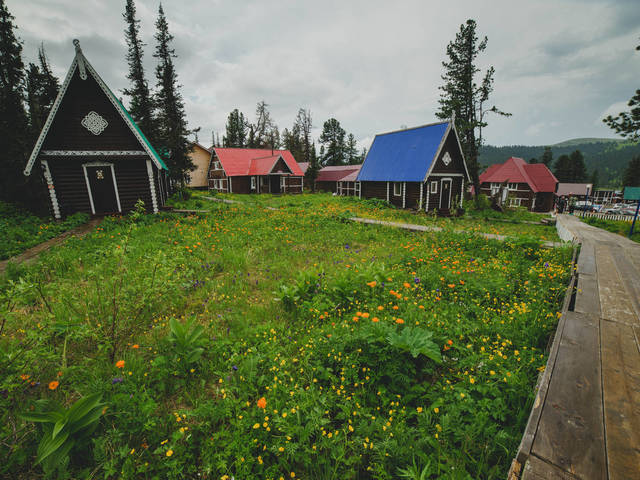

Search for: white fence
xmin=574 ymin=211 xmax=633 ymax=222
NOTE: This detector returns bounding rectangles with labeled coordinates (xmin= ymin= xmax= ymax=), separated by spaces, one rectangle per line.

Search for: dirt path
xmin=0 ymin=217 xmax=101 ymax=274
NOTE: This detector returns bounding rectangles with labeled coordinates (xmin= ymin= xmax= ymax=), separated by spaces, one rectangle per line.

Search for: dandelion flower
xmin=166 ymin=449 xmax=173 ymax=457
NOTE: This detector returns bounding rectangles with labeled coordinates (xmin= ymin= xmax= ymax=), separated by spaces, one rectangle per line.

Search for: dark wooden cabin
xmin=357 ymin=121 xmax=470 ymax=214
xmin=315 ymin=165 xmax=362 ymax=196
xmin=208 ymin=148 xmax=304 ymax=194
xmin=23 ymin=40 xmax=169 ymax=219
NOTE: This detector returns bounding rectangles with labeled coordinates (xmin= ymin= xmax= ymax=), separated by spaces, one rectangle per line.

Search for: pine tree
xmin=554 ymin=154 xmax=572 ymax=182
xmin=622 ymin=156 xmax=640 ymax=186
xmin=529 ymin=157 xmax=538 ymax=164
xmin=319 ymin=118 xmax=346 ymax=166
xmin=249 ymin=100 xmax=277 ymax=148
xmin=569 ymin=150 xmax=587 ymax=182
xmin=436 ymin=19 xmax=510 ymax=197
xmin=541 ymin=146 xmax=553 ymax=167
xmin=26 ymin=44 xmax=59 ymax=143
xmin=0 ymin=0 xmax=30 ymax=204
xmin=295 ymin=108 xmax=313 ymax=163
xmin=590 ymin=169 xmax=600 ymax=191
xmin=345 ymin=133 xmax=359 ymax=164
xmin=123 ymin=0 xmax=156 ymax=143
xmin=305 ymin=143 xmax=320 ymax=192
xmin=603 ymin=39 xmax=640 ymax=141
xmin=153 ymin=3 xmax=193 ymax=185
xmin=224 ymin=109 xmax=247 ymax=147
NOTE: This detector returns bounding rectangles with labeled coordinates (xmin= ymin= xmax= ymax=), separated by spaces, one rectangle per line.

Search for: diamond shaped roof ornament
xmin=81 ymin=111 xmax=108 ymax=135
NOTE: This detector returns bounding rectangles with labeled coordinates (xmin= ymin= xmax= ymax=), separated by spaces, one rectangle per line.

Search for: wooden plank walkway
xmin=514 ymin=214 xmax=640 ymax=480
xmin=349 ymin=217 xmax=564 ymax=248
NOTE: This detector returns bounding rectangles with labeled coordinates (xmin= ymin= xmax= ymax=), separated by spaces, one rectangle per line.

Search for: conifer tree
xmin=622 ymin=156 xmax=640 ymax=186
xmin=436 ymin=19 xmax=510 ymax=197
xmin=603 ymin=39 xmax=640 ymax=141
xmin=26 ymin=44 xmax=59 ymax=143
xmin=541 ymin=146 xmax=553 ymax=167
xmin=305 ymin=143 xmax=320 ymax=192
xmin=590 ymin=169 xmax=600 ymax=191
xmin=249 ymin=101 xmax=277 ymax=148
xmin=568 ymin=150 xmax=587 ymax=182
xmin=123 ymin=0 xmax=156 ymax=142
xmin=0 ymin=0 xmax=30 ymax=204
xmin=554 ymin=154 xmax=572 ymax=182
xmin=345 ymin=133 xmax=358 ymax=164
xmin=224 ymin=109 xmax=247 ymax=147
xmin=153 ymin=4 xmax=193 ymax=185
xmin=319 ymin=118 xmax=346 ymax=166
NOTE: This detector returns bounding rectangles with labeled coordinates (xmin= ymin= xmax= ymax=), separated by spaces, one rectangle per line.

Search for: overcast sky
xmin=8 ymin=0 xmax=640 ymax=150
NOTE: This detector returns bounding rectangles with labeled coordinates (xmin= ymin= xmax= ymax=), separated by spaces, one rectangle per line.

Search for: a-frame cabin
xmin=23 ymin=40 xmax=169 ymax=219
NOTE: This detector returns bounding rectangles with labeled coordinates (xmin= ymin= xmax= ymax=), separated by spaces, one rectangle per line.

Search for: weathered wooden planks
xmin=596 ymin=245 xmax=638 ymax=326
xmin=574 ymin=274 xmax=600 ymax=316
xmin=577 ymin=241 xmax=596 ymax=276
xmin=522 ymin=455 xmax=581 ymax=480
xmin=600 ymin=318 xmax=640 ymax=479
xmin=530 ymin=311 xmax=606 ymax=479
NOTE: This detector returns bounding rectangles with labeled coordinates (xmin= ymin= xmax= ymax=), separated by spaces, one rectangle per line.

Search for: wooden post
xmin=386 ymin=182 xmax=389 ymax=202
xmin=419 ymin=182 xmax=423 ymax=211
xmin=426 ymin=183 xmax=430 ymax=212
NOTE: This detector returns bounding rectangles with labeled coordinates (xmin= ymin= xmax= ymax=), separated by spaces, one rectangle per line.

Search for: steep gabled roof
xmin=297 ymin=162 xmax=309 ymax=174
xmin=213 ymin=148 xmax=303 ymax=176
xmin=479 ymin=157 xmax=557 ymax=193
xmin=316 ymin=164 xmax=361 ymax=182
xmin=24 ymin=39 xmax=167 ymax=176
xmin=357 ymin=121 xmax=460 ymax=182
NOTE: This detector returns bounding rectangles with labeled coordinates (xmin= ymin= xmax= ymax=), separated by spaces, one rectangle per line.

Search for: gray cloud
xmin=7 ymin=0 xmax=640 ymax=150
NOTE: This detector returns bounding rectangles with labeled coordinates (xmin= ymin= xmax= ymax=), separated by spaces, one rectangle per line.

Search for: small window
xmin=393 ymin=182 xmax=402 ymax=196
xmin=251 ymin=176 xmax=256 ymax=189
xmin=508 ymin=183 xmax=518 ymax=191
xmin=280 ymin=176 xmax=286 ymax=187
xmin=509 ymin=198 xmax=523 ymax=207
xmin=430 ymin=181 xmax=438 ymax=194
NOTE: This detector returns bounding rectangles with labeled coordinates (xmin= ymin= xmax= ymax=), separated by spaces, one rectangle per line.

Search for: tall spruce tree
xmin=541 ymin=146 xmax=553 ymax=167
xmin=622 ymin=155 xmax=640 ymax=186
xmin=224 ymin=109 xmax=247 ymax=147
xmin=249 ymin=100 xmax=277 ymax=148
xmin=436 ymin=19 xmax=510 ymax=197
xmin=590 ymin=169 xmax=600 ymax=191
xmin=554 ymin=154 xmax=572 ymax=182
xmin=123 ymin=0 xmax=156 ymax=142
xmin=345 ymin=133 xmax=359 ymax=164
xmin=603 ymin=39 xmax=640 ymax=141
xmin=319 ymin=118 xmax=346 ymax=166
xmin=305 ymin=143 xmax=320 ymax=192
xmin=26 ymin=44 xmax=59 ymax=143
xmin=568 ymin=150 xmax=587 ymax=182
xmin=0 ymin=0 xmax=30 ymax=204
xmin=153 ymin=3 xmax=193 ymax=185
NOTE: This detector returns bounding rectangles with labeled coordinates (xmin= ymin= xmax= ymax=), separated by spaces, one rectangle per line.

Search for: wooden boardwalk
xmin=513 ymin=214 xmax=640 ymax=480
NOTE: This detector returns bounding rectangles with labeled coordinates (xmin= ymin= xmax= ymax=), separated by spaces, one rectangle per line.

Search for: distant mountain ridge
xmin=479 ymin=138 xmax=639 ymax=187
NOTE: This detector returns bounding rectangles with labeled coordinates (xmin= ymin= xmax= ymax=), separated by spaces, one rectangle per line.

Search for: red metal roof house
xmin=208 ymin=148 xmax=304 ymax=194
xmin=479 ymin=157 xmax=558 ymax=211
xmin=315 ymin=164 xmax=362 ymax=196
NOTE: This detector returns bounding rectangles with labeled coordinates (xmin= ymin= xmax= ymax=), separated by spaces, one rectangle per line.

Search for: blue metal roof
xmin=357 ymin=122 xmax=450 ymax=182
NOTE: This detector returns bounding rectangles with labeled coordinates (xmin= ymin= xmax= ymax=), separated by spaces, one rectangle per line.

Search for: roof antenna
xmin=73 ymin=39 xmax=87 ymax=80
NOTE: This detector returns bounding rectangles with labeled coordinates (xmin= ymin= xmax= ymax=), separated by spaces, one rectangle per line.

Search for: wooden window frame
xmin=251 ymin=176 xmax=256 ymax=190
xmin=393 ymin=182 xmax=402 ymax=196
xmin=431 ymin=181 xmax=438 ymax=194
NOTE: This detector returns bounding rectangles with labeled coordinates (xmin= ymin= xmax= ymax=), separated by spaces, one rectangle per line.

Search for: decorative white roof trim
xmin=42 ymin=150 xmax=146 ymax=156
xmin=83 ymin=58 xmax=164 ymax=171
xmin=146 ymin=159 xmax=159 ymax=213
xmin=24 ymin=40 xmax=165 ymax=176
xmin=24 ymin=57 xmax=79 ymax=175
xmin=422 ymin=122 xmax=452 ymax=183
xmin=73 ymin=39 xmax=87 ymax=80
xmin=449 ymin=121 xmax=472 ymax=182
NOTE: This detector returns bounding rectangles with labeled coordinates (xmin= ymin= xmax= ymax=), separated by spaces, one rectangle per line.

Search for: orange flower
xmin=447 ymin=339 xmax=453 ymax=345
xmin=403 ymin=282 xmax=411 ymax=288
xmin=116 ymin=360 xmax=125 ymax=369
xmin=372 ymin=317 xmax=380 ymax=323
xmin=361 ymin=312 xmax=370 ymax=318
xmin=395 ymin=318 xmax=405 ymax=324
xmin=448 ymin=284 xmax=456 ymax=288
xmin=20 ymin=374 xmax=30 ymax=381
xmin=377 ymin=306 xmax=384 ymax=311
xmin=132 ymin=344 xmax=140 ymax=349
xmin=48 ymin=381 xmax=59 ymax=390
xmin=257 ymin=397 xmax=267 ymax=409
xmin=366 ymin=281 xmax=377 ymax=288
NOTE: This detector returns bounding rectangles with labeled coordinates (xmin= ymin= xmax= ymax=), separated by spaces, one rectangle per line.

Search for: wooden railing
xmin=573 ymin=211 xmax=633 ymax=222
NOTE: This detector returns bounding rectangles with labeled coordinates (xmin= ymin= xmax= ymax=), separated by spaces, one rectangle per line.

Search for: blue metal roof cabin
xmin=357 ymin=121 xmax=452 ymax=182
xmin=356 ymin=121 xmax=470 ymax=213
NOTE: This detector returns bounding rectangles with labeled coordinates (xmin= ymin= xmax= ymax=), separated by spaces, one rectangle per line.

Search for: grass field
xmin=0 ymin=201 xmax=89 ymax=260
xmin=0 ymin=194 xmax=571 ymax=479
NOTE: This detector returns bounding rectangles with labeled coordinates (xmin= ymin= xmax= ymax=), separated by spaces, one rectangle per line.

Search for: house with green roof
xmin=23 ymin=40 xmax=169 ymax=218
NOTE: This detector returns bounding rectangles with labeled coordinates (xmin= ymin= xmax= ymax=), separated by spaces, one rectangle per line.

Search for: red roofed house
xmin=479 ymin=157 xmax=557 ymax=212
xmin=316 ymin=164 xmax=362 ymax=196
xmin=208 ymin=148 xmax=304 ymax=194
